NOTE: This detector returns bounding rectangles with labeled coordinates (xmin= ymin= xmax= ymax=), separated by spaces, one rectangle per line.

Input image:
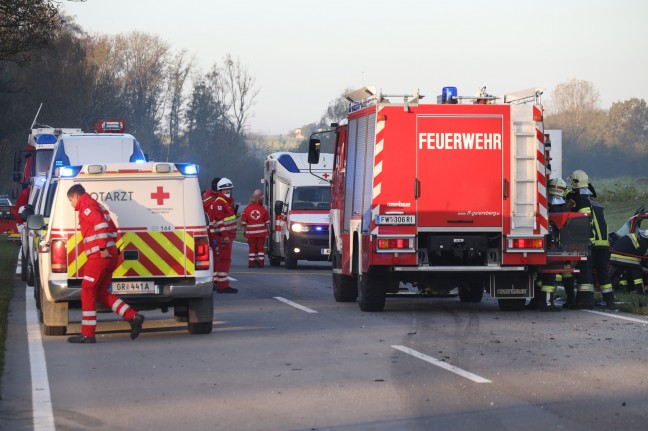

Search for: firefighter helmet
xmin=548 ymin=178 xmax=567 ymax=197
xmin=568 ymin=170 xmax=589 ymax=189
xmin=217 ymin=177 xmax=233 ymax=191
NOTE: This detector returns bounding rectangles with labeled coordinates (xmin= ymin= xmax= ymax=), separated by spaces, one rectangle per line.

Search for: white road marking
xmin=25 ymin=284 xmax=56 ymax=431
xmin=392 ymin=345 xmax=492 ymax=383
xmin=273 ymin=297 xmax=318 ymax=314
xmin=583 ymin=309 xmax=648 ymax=324
xmin=16 ymin=247 xmax=22 ymax=275
xmin=227 ymin=276 xmax=238 ymax=281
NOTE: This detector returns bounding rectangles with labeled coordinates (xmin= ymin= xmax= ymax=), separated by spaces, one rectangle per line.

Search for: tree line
xmin=0 ymin=2 xmax=262 ymax=201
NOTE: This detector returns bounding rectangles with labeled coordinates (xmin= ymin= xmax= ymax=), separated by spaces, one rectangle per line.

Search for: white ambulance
xmin=27 ymin=161 xmax=214 ymax=336
xmin=263 ymin=152 xmax=333 ymax=269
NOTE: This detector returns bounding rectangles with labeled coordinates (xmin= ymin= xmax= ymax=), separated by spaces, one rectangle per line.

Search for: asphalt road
xmin=2 ymin=242 xmax=648 ymax=431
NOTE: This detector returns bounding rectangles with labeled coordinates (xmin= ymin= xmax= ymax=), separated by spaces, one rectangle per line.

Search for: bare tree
xmin=321 ymin=88 xmax=352 ymax=126
xmin=549 ymin=78 xmax=601 ymax=145
xmin=165 ymin=50 xmax=192 ymax=156
xmin=0 ymin=0 xmax=63 ymax=65
xmin=221 ymin=54 xmax=259 ymax=135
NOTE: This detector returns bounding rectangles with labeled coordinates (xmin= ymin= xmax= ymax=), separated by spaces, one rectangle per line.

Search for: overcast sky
xmin=61 ymin=0 xmax=647 ymax=135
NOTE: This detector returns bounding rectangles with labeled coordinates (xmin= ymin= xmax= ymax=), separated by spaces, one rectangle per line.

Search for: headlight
xmin=291 ymin=223 xmax=309 ymax=233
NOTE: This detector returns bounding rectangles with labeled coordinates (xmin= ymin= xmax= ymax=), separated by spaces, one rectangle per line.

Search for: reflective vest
xmin=75 ymin=193 xmax=118 ymax=258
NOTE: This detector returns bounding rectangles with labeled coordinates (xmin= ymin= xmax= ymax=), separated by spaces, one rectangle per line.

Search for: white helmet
xmin=638 ymin=229 xmax=648 ymax=240
xmin=217 ymin=177 xmax=233 ymax=191
xmin=548 ymin=178 xmax=567 ymax=197
xmin=568 ymin=170 xmax=589 ymax=189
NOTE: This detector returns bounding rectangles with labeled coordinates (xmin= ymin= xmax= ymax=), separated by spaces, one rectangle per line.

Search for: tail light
xmin=195 ymin=236 xmax=210 ymax=270
xmin=51 ymin=239 xmax=67 ymax=273
xmin=376 ymin=237 xmax=415 ymax=252
xmin=507 ymin=237 xmax=544 ymax=251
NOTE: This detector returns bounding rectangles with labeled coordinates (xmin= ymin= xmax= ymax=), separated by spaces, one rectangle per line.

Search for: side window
xmin=43 ymin=181 xmax=58 ymax=218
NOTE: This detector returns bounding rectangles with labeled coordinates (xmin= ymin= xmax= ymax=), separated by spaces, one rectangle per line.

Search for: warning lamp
xmin=440 ymin=87 xmax=458 ymax=104
xmin=95 ymin=120 xmax=126 ymax=133
xmin=34 ymin=134 xmax=57 ymax=145
xmin=507 ymin=237 xmax=544 ymax=251
xmin=51 ymin=239 xmax=67 ymax=273
xmin=174 ymin=163 xmax=198 ymax=176
xmin=60 ymin=166 xmax=82 ymax=178
xmin=194 ymin=236 xmax=210 ymax=270
xmin=376 ymin=237 xmax=414 ymax=252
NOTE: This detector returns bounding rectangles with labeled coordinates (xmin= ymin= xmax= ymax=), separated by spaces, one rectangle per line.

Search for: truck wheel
xmin=284 ymin=244 xmax=297 ymax=269
xmin=333 ymin=273 xmax=357 ymax=302
xmin=41 ymin=293 xmax=68 ymax=336
xmin=187 ymin=296 xmax=214 ymax=334
xmin=26 ymin=260 xmax=34 ymax=286
xmin=20 ymin=249 xmax=27 ymax=282
xmin=459 ymin=282 xmax=484 ymax=303
xmin=358 ymin=273 xmax=386 ymax=312
xmin=497 ymin=298 xmax=526 ymax=311
xmin=269 ymin=256 xmax=282 ymax=267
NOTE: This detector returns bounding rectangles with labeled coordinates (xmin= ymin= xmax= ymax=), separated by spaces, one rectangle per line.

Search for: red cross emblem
xmin=251 ymin=209 xmax=261 ymax=220
xmin=322 ymin=172 xmax=330 ymax=179
xmin=151 ymin=186 xmax=170 ymax=205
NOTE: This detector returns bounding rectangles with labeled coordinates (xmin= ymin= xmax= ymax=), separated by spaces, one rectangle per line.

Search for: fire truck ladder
xmin=511 ymin=115 xmax=539 ymax=232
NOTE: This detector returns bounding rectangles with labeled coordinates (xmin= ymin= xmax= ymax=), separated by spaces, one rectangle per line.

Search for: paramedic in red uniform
xmin=202 ymin=177 xmax=221 ymax=285
xmin=242 ymin=189 xmax=270 ymax=268
xmin=15 ymin=183 xmax=30 ymax=223
xmin=66 ymin=184 xmax=145 ymax=343
xmin=209 ymin=178 xmax=238 ymax=293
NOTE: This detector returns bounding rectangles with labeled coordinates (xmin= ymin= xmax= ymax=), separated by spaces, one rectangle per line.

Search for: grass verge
xmin=0 ymin=237 xmax=18 ymax=397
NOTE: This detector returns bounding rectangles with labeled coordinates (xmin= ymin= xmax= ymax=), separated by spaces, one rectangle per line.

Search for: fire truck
xmin=263 ymin=152 xmax=333 ymax=268
xmin=308 ymin=85 xmax=589 ymax=311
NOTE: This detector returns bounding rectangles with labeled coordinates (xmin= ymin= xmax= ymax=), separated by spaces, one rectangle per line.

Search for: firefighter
xmin=527 ymin=178 xmax=566 ymax=311
xmin=242 ymin=189 xmax=270 ymax=268
xmin=565 ymin=170 xmax=615 ymax=309
xmin=609 ymin=230 xmax=648 ymax=294
xmin=15 ymin=182 xmax=30 ymax=224
xmin=209 ymin=178 xmax=238 ymax=293
xmin=203 ymin=177 xmax=221 ymax=283
xmin=66 ymin=184 xmax=144 ymax=343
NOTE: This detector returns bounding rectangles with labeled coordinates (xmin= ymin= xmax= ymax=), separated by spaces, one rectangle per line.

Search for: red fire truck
xmin=308 ymin=85 xmax=589 ymax=311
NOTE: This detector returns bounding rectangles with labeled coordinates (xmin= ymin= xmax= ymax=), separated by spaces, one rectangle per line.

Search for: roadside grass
xmin=0 ymin=237 xmax=18 ymax=396
xmin=605 ymin=291 xmax=648 ymax=316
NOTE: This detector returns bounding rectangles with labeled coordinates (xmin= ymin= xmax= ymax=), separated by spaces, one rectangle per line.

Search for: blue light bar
xmin=60 ymin=166 xmax=82 ymax=178
xmin=174 ymin=163 xmax=198 ymax=176
xmin=277 ymin=154 xmax=299 ymax=173
xmin=34 ymin=134 xmax=57 ymax=145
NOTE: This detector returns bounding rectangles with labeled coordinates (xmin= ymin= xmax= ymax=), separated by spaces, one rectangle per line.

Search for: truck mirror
xmin=308 ymin=138 xmax=321 ymax=164
xmin=20 ymin=204 xmax=34 ymax=220
xmin=26 ymin=214 xmax=45 ymax=230
xmin=274 ymin=200 xmax=284 ymax=215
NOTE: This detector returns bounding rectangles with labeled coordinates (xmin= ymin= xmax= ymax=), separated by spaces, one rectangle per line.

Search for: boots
xmin=539 ymin=292 xmax=561 ymax=312
xmin=601 ymin=291 xmax=617 ymax=310
xmin=562 ymin=277 xmax=576 ymax=309
xmin=571 ymin=290 xmax=594 ymax=309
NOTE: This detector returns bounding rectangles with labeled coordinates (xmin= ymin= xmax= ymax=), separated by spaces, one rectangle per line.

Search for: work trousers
xmin=214 ymin=237 xmax=233 ymax=289
xmin=247 ymin=236 xmax=266 ymax=267
xmin=81 ymin=255 xmax=136 ymax=337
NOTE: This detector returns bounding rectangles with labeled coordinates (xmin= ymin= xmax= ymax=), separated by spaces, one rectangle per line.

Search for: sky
xmin=61 ymin=0 xmax=648 ymax=135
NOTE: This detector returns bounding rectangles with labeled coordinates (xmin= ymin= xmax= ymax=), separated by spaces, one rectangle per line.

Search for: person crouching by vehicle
xmin=610 ymin=230 xmax=648 ymax=295
xmin=242 ymin=189 xmax=270 ymax=268
xmin=66 ymin=184 xmax=144 ymax=343
xmin=565 ymin=170 xmax=615 ymax=309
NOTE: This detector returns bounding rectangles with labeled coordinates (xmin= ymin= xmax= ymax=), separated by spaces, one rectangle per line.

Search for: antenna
xmin=29 ymin=103 xmax=43 ymax=129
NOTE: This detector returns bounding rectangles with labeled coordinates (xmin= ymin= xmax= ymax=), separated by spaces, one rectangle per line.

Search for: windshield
xmin=291 ymin=186 xmax=330 ymax=210
xmin=35 ymin=149 xmax=53 ymax=175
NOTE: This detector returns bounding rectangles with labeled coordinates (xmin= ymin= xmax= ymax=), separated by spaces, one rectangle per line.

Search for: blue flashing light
xmin=175 ymin=163 xmax=198 ymax=176
xmin=34 ymin=134 xmax=57 ymax=145
xmin=60 ymin=166 xmax=82 ymax=178
xmin=314 ymin=226 xmax=324 ymax=232
xmin=134 ymin=159 xmax=146 ymax=164
xmin=277 ymin=154 xmax=299 ymax=173
xmin=441 ymin=86 xmax=458 ymax=104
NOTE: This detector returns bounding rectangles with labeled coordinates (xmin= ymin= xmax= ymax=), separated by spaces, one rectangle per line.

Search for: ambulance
xmin=263 ymin=152 xmax=333 ymax=269
xmin=27 ymin=161 xmax=213 ymax=336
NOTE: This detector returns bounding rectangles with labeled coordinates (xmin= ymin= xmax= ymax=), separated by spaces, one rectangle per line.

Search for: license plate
xmin=321 ymin=248 xmax=331 ymax=255
xmin=376 ymin=215 xmax=415 ymax=225
xmin=111 ymin=281 xmax=157 ymax=294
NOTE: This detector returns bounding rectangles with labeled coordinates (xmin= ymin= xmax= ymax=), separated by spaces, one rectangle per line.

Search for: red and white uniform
xmin=242 ymin=201 xmax=270 ymax=267
xmin=75 ymin=193 xmax=136 ymax=337
xmin=15 ymin=186 xmax=30 ymax=223
xmin=207 ymin=192 xmax=237 ymax=289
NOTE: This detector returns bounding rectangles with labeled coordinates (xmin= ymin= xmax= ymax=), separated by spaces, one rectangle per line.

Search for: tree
xmin=320 ymin=89 xmax=352 ymax=126
xmin=164 ymin=50 xmax=192 ymax=160
xmin=221 ymin=54 xmax=259 ymax=136
xmin=0 ymin=0 xmax=63 ymax=66
xmin=548 ymin=78 xmax=602 ymax=146
xmin=606 ymin=98 xmax=648 ymax=149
